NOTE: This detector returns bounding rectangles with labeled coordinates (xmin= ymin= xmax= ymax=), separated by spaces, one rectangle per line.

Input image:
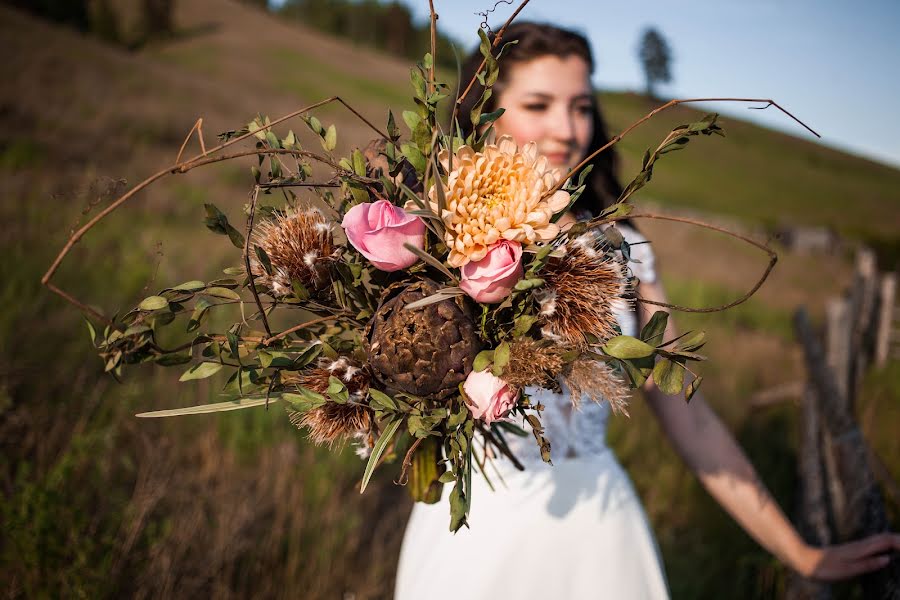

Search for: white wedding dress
xmin=394 ymin=225 xmax=670 ymax=599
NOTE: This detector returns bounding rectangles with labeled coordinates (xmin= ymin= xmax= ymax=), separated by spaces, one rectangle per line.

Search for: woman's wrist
xmin=786 ymin=540 xmax=821 ymax=577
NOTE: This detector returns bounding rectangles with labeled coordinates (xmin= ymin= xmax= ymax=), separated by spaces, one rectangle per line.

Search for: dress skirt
xmin=394 ymin=450 xmax=670 ymax=599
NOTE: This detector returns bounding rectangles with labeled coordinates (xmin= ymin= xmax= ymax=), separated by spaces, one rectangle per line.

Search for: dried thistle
xmin=503 ymin=338 xmax=566 ymax=389
xmin=284 ymin=357 xmax=373 ymax=447
xmin=289 ymin=402 xmax=372 ymax=447
xmin=540 ymin=233 xmax=631 ymax=346
xmin=248 ymin=207 xmax=338 ymax=296
xmin=561 ymin=358 xmax=630 ymax=416
xmin=282 ymin=357 xmax=371 ymax=399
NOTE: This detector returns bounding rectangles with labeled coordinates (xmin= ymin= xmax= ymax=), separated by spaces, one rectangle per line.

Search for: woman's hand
xmin=793 ymin=533 xmax=900 ymax=581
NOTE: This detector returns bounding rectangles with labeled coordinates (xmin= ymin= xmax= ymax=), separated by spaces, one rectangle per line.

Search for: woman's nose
xmin=551 ymin=106 xmax=577 ymax=143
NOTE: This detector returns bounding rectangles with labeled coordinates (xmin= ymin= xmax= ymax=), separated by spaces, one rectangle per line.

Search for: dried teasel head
xmin=282 ymin=356 xmax=371 ymax=399
xmin=561 ymin=358 xmax=630 ymax=415
xmin=283 ymin=357 xmax=373 ymax=447
xmin=502 ymin=338 xmax=567 ymax=389
xmin=248 ymin=207 xmax=338 ymax=297
xmin=289 ymin=402 xmax=373 ymax=448
xmin=539 ymin=233 xmax=631 ymax=346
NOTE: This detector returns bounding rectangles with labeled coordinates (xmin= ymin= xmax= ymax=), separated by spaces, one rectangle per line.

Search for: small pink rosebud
xmin=463 ymin=369 xmax=517 ymax=425
xmin=459 ymin=240 xmax=523 ymax=303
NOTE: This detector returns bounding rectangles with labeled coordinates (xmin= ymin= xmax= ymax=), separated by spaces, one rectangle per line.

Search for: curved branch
xmin=449 ymin=0 xmax=532 ymax=131
xmin=591 ymin=212 xmax=778 ymax=313
xmin=548 ymin=97 xmax=820 ymax=199
xmin=42 ymin=95 xmax=386 ymax=317
xmin=243 ymin=185 xmax=272 ymax=337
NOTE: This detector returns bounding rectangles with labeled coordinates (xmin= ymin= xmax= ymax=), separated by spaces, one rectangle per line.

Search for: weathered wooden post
xmin=875 ymin=273 xmax=897 ymax=368
xmin=794 ymin=308 xmax=900 ymax=599
xmin=788 ymin=384 xmax=833 ymax=600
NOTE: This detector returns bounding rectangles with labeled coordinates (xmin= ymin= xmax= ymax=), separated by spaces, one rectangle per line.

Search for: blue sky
xmin=271 ymin=1 xmax=899 ymax=168
xmin=401 ymin=0 xmax=900 ymax=168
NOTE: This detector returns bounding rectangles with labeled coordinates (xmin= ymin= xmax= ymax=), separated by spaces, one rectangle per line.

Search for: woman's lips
xmin=544 ymin=152 xmax=569 ymax=165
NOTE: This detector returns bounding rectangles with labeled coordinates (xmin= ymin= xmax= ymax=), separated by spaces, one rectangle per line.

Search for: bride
xmin=394 ymin=22 xmax=899 ymax=598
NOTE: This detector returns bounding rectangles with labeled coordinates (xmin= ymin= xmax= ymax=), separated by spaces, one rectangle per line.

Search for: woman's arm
xmin=636 ymin=279 xmax=900 ymax=580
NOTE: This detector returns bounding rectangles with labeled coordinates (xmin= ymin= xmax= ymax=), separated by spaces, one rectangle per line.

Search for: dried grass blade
xmin=403 ymin=242 xmax=459 ymax=284
xmin=403 ymin=287 xmax=465 ymax=310
xmin=136 ymin=396 xmax=276 ymax=417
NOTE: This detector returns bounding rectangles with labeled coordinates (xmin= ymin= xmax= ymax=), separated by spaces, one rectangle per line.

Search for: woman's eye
xmin=575 ymin=104 xmax=593 ymax=115
xmin=522 ymin=104 xmax=548 ymax=112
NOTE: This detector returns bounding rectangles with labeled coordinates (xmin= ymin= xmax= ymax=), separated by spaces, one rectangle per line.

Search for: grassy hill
xmin=1 ymin=1 xmax=897 ymax=598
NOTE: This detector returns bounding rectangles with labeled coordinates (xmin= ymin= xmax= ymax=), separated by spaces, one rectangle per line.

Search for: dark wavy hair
xmin=456 ymin=22 xmax=623 ymax=218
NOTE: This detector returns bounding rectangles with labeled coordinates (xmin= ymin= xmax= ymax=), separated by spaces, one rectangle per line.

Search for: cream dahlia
xmin=431 ymin=135 xmax=571 ymax=267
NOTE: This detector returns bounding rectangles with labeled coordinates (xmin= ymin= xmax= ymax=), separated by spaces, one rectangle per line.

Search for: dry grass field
xmin=2 ymin=1 xmax=898 ymax=598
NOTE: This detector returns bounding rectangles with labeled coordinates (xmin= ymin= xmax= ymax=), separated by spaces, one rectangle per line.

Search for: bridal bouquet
xmin=47 ymin=10 xmax=779 ymax=532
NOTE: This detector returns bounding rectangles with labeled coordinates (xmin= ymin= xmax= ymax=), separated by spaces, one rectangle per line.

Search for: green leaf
xmin=640 ymin=311 xmax=669 ymax=345
xmin=400 ymin=142 xmax=426 ymax=173
xmin=685 ymin=375 xmax=703 ymax=403
xmin=254 ymin=246 xmax=273 ymax=275
xmin=410 ymin=68 xmax=427 ymax=101
xmin=449 ymin=481 xmax=466 ymax=532
xmin=386 ymin=110 xmax=399 ymax=140
xmin=226 ymin=225 xmax=245 ymax=250
xmin=327 ymin=375 xmax=349 ymax=404
xmin=173 ymin=280 xmax=206 ymax=292
xmin=203 ymin=203 xmax=229 ymax=235
xmin=307 ymin=116 xmax=323 ymax=135
xmin=652 ymin=358 xmax=685 ymax=395
xmin=477 ymin=108 xmax=505 ymax=127
xmin=368 ymin=389 xmax=398 ymax=411
xmin=323 ymin=124 xmax=337 ymax=151
xmin=282 ymin=387 xmax=327 ymax=412
xmin=360 ymin=418 xmax=403 ymax=493
xmin=351 ymin=149 xmax=367 ymax=177
xmin=179 ymin=361 xmax=224 ymax=382
xmin=84 ymin=317 xmax=97 ymax=344
xmin=187 ymin=298 xmax=212 ymax=332
xmin=602 ymin=336 xmax=656 ymax=359
xmin=136 ymin=396 xmax=275 ymax=418
xmin=139 ymin=296 xmax=169 ymax=311
xmin=472 ymin=350 xmax=494 ymax=373
xmin=438 ymin=471 xmax=457 ymax=484
xmin=492 ymin=342 xmax=510 ymax=376
xmin=513 ymin=278 xmax=544 ymax=291
xmin=402 ymin=110 xmax=422 ymax=132
xmin=205 ymin=287 xmax=242 ymax=301
xmin=675 ymin=331 xmax=706 ymax=352
xmin=511 ymin=314 xmax=537 ymax=337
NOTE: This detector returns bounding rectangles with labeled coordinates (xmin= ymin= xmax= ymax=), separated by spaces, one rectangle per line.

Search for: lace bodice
xmin=504 ymin=224 xmax=656 ymax=466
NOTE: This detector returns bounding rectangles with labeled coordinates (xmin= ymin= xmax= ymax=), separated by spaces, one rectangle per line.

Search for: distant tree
xmin=638 ymin=27 xmax=672 ymax=100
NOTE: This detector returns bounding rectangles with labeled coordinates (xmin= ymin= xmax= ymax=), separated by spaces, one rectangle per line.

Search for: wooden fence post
xmin=788 ymin=384 xmax=833 ymax=600
xmin=875 ymin=273 xmax=897 ymax=368
xmin=794 ymin=308 xmax=900 ymax=598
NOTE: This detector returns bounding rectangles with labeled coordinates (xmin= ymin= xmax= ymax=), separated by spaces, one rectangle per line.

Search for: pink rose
xmin=459 ymin=240 xmax=523 ymax=303
xmin=463 ymin=369 xmax=517 ymax=425
xmin=341 ymin=200 xmax=425 ymax=271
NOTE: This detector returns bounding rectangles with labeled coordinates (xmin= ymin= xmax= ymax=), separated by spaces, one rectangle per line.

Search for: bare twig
xmin=548 ymin=97 xmax=820 ymax=199
xmin=593 ymin=212 xmax=778 ymax=313
xmin=449 ymin=0 xmax=532 ymax=131
xmin=243 ymin=186 xmax=272 ymax=337
xmin=175 ymin=117 xmax=206 ymax=164
xmin=428 ymin=0 xmax=437 ymax=96
xmin=261 ymin=314 xmax=339 ymax=346
xmin=396 ymin=436 xmax=425 ymax=486
xmin=42 ymin=95 xmax=384 ymax=317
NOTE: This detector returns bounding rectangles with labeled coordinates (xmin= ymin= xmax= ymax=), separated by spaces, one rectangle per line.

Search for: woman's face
xmin=491 ymin=54 xmax=594 ymax=171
